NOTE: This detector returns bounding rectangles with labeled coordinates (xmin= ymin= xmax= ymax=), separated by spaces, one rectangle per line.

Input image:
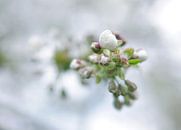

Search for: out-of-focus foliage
xmin=54 ymin=49 xmax=71 ymax=71
xmin=0 ymin=51 xmax=7 ymax=67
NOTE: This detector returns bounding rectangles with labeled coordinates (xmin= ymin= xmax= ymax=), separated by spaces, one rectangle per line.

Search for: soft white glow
xmin=150 ymin=0 xmax=181 ymax=35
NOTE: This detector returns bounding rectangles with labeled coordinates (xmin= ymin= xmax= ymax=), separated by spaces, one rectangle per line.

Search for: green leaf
xmin=128 ymin=59 xmax=141 ymax=65
xmin=124 ymin=48 xmax=134 ymax=58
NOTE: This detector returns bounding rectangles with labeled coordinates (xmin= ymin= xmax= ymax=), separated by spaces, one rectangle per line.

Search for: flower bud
xmin=99 ymin=30 xmax=118 ymax=51
xmin=113 ymin=98 xmax=123 ymax=110
xmin=133 ymin=49 xmax=148 ymax=61
xmin=70 ymin=59 xmax=85 ymax=70
xmin=125 ymin=80 xmax=137 ymax=92
xmin=118 ymin=85 xmax=127 ymax=96
xmin=100 ymin=54 xmax=110 ymax=65
xmin=108 ymin=80 xmax=117 ymax=94
xmin=78 ymin=67 xmax=93 ymax=78
xmin=119 ymin=55 xmax=129 ymax=65
xmin=113 ymin=33 xmax=126 ymax=47
xmin=91 ymin=42 xmax=102 ymax=53
xmin=88 ymin=54 xmax=100 ymax=64
xmin=124 ymin=95 xmax=132 ymax=106
xmin=128 ymin=92 xmax=137 ymax=100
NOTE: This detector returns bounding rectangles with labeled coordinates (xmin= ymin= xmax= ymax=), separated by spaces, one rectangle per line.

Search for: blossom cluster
xmin=70 ymin=30 xmax=147 ymax=110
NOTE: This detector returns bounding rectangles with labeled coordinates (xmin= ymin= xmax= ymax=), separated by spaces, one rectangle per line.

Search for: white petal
xmin=135 ymin=49 xmax=148 ymax=61
xmin=100 ymin=55 xmax=110 ymax=65
xmin=70 ymin=59 xmax=81 ymax=69
xmin=88 ymin=54 xmax=100 ymax=63
xmin=99 ymin=30 xmax=118 ymax=50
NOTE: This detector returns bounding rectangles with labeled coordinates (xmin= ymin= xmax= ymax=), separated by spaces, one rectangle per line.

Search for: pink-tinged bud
xmin=113 ymin=33 xmax=126 ymax=46
xmin=78 ymin=67 xmax=93 ymax=78
xmin=99 ymin=30 xmax=118 ymax=51
xmin=91 ymin=42 xmax=102 ymax=53
xmin=119 ymin=55 xmax=129 ymax=65
xmin=100 ymin=54 xmax=110 ymax=65
xmin=134 ymin=49 xmax=148 ymax=61
xmin=88 ymin=54 xmax=100 ymax=63
xmin=70 ymin=59 xmax=85 ymax=70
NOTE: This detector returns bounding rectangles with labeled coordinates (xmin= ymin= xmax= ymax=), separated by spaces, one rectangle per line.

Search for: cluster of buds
xmin=70 ymin=59 xmax=94 ymax=78
xmin=108 ymin=79 xmax=138 ymax=109
xmin=70 ymin=30 xmax=147 ymax=110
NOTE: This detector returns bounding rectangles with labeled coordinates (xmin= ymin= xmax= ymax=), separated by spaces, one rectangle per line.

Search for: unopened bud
xmin=113 ymin=98 xmax=123 ymax=110
xmin=118 ymin=85 xmax=127 ymax=96
xmin=119 ymin=55 xmax=129 ymax=65
xmin=133 ymin=49 xmax=148 ymax=61
xmin=113 ymin=33 xmax=126 ymax=47
xmin=108 ymin=80 xmax=117 ymax=94
xmin=125 ymin=80 xmax=137 ymax=92
xmin=128 ymin=92 xmax=137 ymax=100
xmin=88 ymin=54 xmax=100 ymax=64
xmin=91 ymin=42 xmax=102 ymax=53
xmin=100 ymin=54 xmax=110 ymax=65
xmin=78 ymin=67 xmax=93 ymax=78
xmin=99 ymin=30 xmax=118 ymax=51
xmin=70 ymin=59 xmax=86 ymax=70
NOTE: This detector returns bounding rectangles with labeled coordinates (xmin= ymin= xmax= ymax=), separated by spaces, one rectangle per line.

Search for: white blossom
xmin=100 ymin=54 xmax=110 ymax=65
xmin=70 ymin=59 xmax=85 ymax=70
xmin=99 ymin=30 xmax=118 ymax=51
xmin=88 ymin=54 xmax=100 ymax=63
xmin=91 ymin=42 xmax=101 ymax=49
xmin=134 ymin=49 xmax=148 ymax=61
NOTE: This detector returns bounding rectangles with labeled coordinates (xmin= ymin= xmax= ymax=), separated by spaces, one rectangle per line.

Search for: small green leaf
xmin=128 ymin=59 xmax=141 ymax=65
xmin=124 ymin=48 xmax=134 ymax=58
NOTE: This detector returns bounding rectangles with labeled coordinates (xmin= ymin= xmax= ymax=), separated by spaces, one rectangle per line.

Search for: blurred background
xmin=0 ymin=0 xmax=181 ymax=130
